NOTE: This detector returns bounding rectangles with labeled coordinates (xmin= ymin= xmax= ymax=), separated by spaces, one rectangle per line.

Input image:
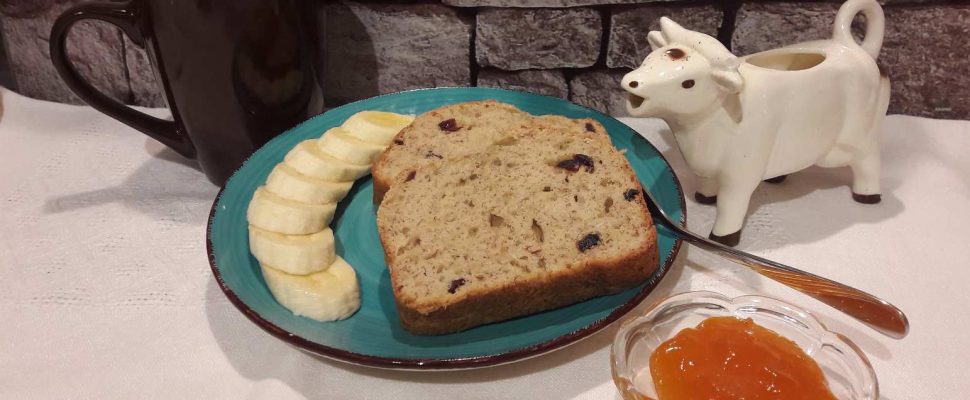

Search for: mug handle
xmin=50 ymin=1 xmax=195 ymax=159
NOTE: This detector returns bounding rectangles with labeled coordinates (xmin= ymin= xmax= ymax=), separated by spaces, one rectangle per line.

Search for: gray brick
xmin=477 ymin=69 xmax=568 ymax=98
xmin=123 ymin=37 xmax=166 ymax=108
xmin=732 ymin=2 xmax=842 ymax=56
xmin=608 ymin=5 xmax=723 ymax=69
xmin=1 ymin=0 xmax=129 ymax=104
xmin=569 ymin=69 xmax=627 ymax=116
xmin=445 ymin=0 xmax=671 ymax=7
xmin=881 ymin=6 xmax=970 ymax=119
xmin=476 ymin=8 xmax=601 ymax=70
xmin=0 ymin=0 xmax=56 ymax=18
xmin=322 ymin=2 xmax=472 ymax=105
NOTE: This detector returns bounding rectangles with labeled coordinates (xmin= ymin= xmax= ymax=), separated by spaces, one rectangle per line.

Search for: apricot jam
xmin=649 ymin=316 xmax=836 ymax=400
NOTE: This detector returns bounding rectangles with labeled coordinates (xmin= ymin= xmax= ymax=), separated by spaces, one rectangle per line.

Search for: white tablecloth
xmin=2 ymin=87 xmax=969 ymax=399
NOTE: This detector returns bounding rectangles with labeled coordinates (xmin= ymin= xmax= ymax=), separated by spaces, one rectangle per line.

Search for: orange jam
xmin=649 ymin=316 xmax=836 ymax=400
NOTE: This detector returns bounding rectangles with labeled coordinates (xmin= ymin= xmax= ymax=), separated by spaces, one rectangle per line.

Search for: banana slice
xmin=317 ymin=127 xmax=386 ymax=166
xmin=284 ymin=140 xmax=370 ymax=182
xmin=260 ymin=257 xmax=360 ymax=321
xmin=265 ymin=164 xmax=353 ymax=205
xmin=249 ymin=226 xmax=337 ymax=275
xmin=340 ymin=111 xmax=414 ymax=146
xmin=247 ymin=187 xmax=336 ymax=235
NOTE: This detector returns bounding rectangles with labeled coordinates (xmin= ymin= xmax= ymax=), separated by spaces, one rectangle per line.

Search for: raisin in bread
xmin=371 ymin=100 xmax=610 ymax=204
xmin=376 ymin=129 xmax=658 ymax=335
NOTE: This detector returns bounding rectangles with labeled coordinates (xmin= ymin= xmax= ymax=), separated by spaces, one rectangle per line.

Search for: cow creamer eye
xmin=682 ymin=79 xmax=696 ymax=89
xmin=666 ymin=48 xmax=686 ymax=60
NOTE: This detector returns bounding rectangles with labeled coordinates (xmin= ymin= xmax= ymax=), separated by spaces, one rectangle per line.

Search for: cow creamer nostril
xmin=629 ymin=81 xmax=639 ymax=89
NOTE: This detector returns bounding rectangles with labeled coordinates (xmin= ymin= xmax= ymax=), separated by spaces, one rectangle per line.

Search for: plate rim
xmin=206 ymin=87 xmax=686 ymax=370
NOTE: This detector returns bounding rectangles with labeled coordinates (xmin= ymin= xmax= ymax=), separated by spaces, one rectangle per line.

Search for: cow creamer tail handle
xmin=833 ymin=0 xmax=885 ymax=60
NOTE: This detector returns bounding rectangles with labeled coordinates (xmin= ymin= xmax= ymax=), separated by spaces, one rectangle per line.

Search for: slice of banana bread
xmin=371 ymin=100 xmax=609 ymax=204
xmin=376 ymin=129 xmax=658 ymax=335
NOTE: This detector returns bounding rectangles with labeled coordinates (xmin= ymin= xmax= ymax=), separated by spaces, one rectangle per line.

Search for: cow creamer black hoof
xmin=694 ymin=192 xmax=717 ymax=205
xmin=852 ymin=192 xmax=882 ymax=204
xmin=764 ymin=175 xmax=788 ymax=184
xmin=709 ymin=230 xmax=741 ymax=247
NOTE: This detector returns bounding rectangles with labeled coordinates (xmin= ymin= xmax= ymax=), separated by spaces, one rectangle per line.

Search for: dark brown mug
xmin=50 ymin=0 xmax=323 ymax=185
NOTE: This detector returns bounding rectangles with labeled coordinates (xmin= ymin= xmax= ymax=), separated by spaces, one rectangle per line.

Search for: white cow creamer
xmin=622 ymin=0 xmax=890 ymax=246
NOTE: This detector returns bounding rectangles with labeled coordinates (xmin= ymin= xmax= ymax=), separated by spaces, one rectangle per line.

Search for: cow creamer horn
xmin=622 ymin=0 xmax=890 ymax=247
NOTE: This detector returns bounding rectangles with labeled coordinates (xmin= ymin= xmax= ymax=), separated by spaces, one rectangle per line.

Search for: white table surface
xmin=2 ymin=87 xmax=969 ymax=399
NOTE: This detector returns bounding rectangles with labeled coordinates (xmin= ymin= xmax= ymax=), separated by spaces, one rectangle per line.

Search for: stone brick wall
xmin=2 ymin=0 xmax=969 ymax=120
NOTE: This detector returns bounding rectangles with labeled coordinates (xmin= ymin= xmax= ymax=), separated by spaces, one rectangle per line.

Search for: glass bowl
xmin=611 ymin=291 xmax=878 ymax=400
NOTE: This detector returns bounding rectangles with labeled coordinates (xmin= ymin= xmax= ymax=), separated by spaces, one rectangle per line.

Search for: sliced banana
xmin=265 ymin=164 xmax=353 ymax=205
xmin=249 ymin=226 xmax=336 ymax=275
xmin=247 ymin=187 xmax=336 ymax=235
xmin=248 ymin=110 xmax=414 ymax=322
xmin=260 ymin=257 xmax=361 ymax=321
xmin=317 ymin=127 xmax=386 ymax=166
xmin=340 ymin=111 xmax=414 ymax=146
xmin=283 ymin=140 xmax=370 ymax=182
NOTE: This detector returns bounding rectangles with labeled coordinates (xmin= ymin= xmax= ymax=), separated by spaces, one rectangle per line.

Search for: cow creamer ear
xmin=647 ymin=31 xmax=667 ymax=51
xmin=659 ymin=17 xmax=688 ymax=44
xmin=711 ymin=68 xmax=744 ymax=94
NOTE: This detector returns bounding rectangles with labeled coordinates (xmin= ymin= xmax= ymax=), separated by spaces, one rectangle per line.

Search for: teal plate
xmin=207 ymin=87 xmax=685 ymax=369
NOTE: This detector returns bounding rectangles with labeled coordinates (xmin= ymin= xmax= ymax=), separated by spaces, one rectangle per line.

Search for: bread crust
xmin=388 ymin=226 xmax=658 ymax=335
xmin=372 ymin=173 xmax=392 ymax=205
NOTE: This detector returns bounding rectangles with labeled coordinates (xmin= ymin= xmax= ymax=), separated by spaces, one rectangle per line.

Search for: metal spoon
xmin=641 ymin=186 xmax=910 ymax=339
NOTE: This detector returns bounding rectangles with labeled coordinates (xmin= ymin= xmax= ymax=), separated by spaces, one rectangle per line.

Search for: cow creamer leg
xmin=850 ymin=148 xmax=881 ymax=204
xmin=764 ymin=174 xmax=788 ymax=184
xmin=709 ymin=230 xmax=741 ymax=247
xmin=695 ymin=192 xmax=718 ymax=205
xmin=852 ymin=74 xmax=889 ymax=205
xmin=709 ymin=183 xmax=757 ymax=246
xmin=695 ymin=176 xmax=719 ymax=205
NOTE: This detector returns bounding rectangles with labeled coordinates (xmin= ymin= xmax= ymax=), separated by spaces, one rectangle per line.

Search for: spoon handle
xmin=642 ymin=187 xmax=910 ymax=339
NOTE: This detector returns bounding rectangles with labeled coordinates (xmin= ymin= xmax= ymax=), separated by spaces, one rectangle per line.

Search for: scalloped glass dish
xmin=611 ymin=291 xmax=878 ymax=400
